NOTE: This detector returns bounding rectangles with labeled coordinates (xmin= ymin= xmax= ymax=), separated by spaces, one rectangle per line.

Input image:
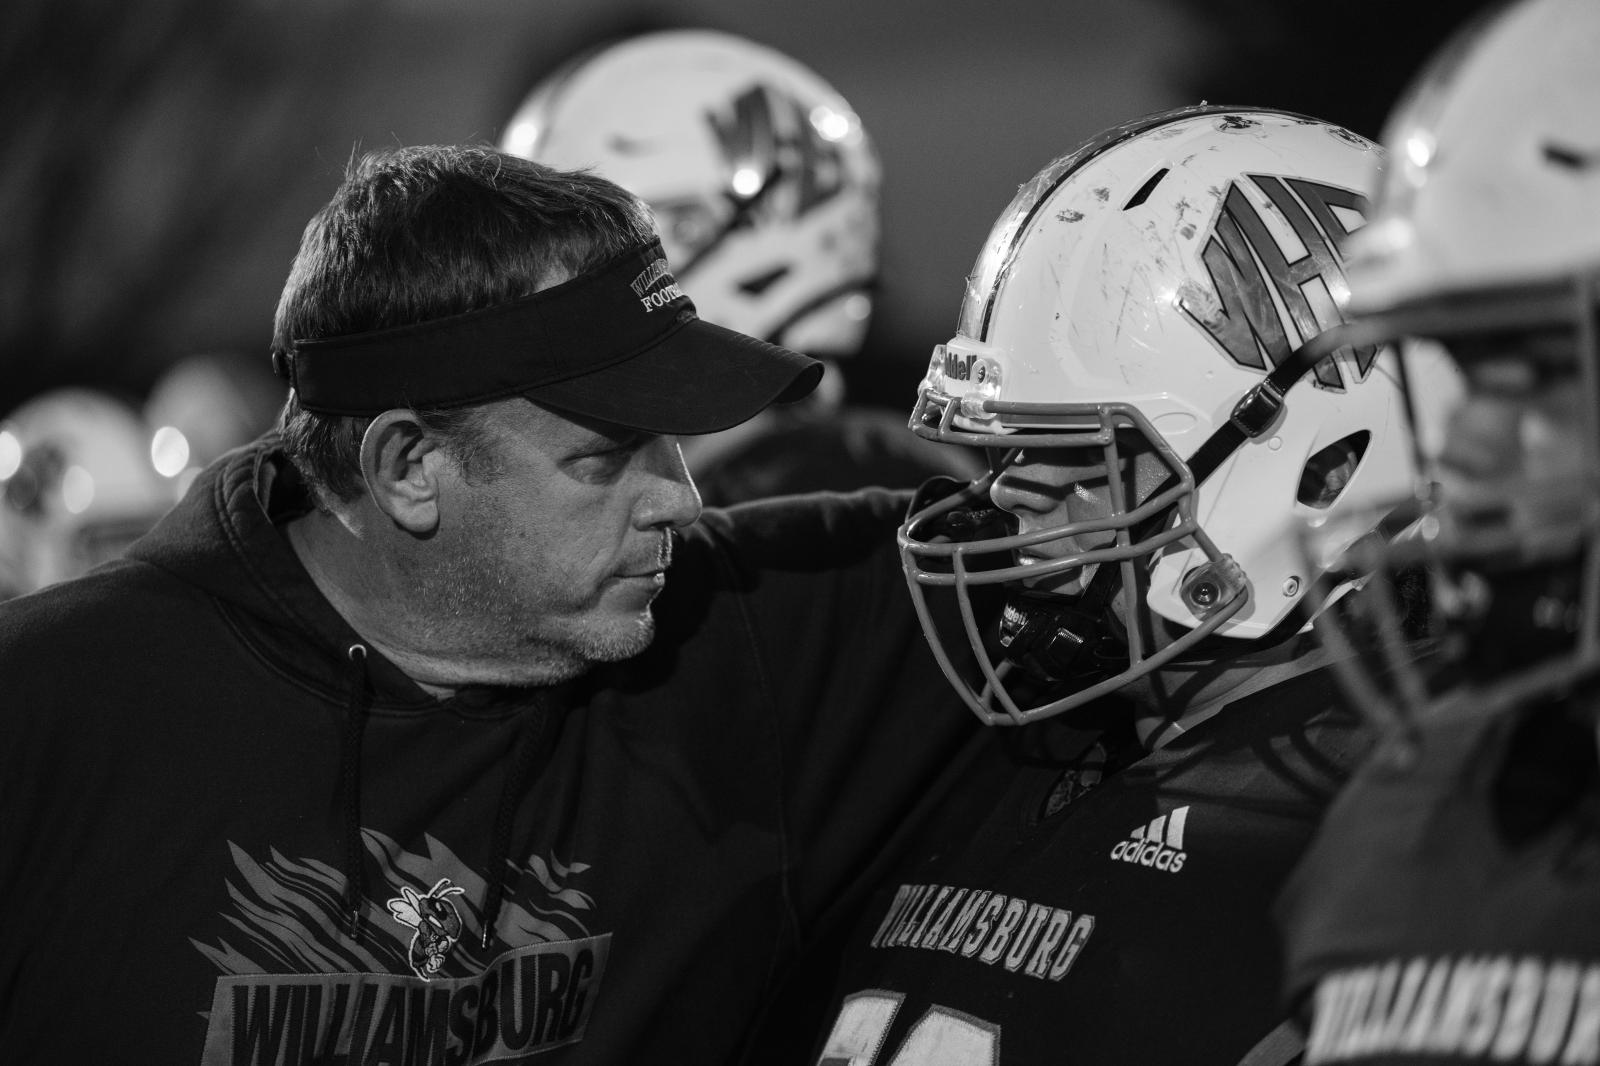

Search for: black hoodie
xmin=0 ymin=436 xmax=975 ymax=1064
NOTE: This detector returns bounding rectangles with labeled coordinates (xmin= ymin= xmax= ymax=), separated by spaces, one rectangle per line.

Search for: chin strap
xmin=1189 ymin=321 xmax=1364 ymax=484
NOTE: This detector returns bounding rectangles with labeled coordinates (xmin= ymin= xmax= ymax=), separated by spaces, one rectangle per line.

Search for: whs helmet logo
xmin=1179 ymin=174 xmax=1380 ymax=391
xmin=709 ymin=83 xmax=848 ymax=220
xmin=386 ymin=878 xmax=467 ymax=980
xmin=1109 ymin=806 xmax=1190 ymax=873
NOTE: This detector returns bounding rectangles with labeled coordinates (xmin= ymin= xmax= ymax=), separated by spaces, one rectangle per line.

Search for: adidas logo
xmin=1109 ymin=806 xmax=1189 ymax=873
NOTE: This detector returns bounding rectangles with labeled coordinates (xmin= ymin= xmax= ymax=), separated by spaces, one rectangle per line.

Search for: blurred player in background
xmin=796 ymin=105 xmax=1464 ymax=1066
xmin=501 ymin=29 xmax=981 ymax=504
xmin=0 ymin=355 xmax=279 ymax=601
xmin=0 ymin=387 xmax=173 ymax=599
xmin=1277 ymin=1 xmax=1600 ymax=1061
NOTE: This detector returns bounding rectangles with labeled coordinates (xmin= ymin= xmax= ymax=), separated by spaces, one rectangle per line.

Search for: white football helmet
xmin=0 ymin=389 xmax=175 ymax=598
xmin=901 ymin=105 xmax=1463 ymax=726
xmin=1346 ymin=0 xmax=1600 ymax=316
xmin=500 ymin=29 xmax=880 ymax=357
xmin=1302 ymin=0 xmax=1600 ymax=731
xmin=144 ymin=353 xmax=281 ymax=496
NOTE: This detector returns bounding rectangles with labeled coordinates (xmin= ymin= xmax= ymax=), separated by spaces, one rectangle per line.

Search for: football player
xmin=1276 ymin=1 xmax=1600 ymax=1062
xmin=800 ymin=105 xmax=1461 ymax=1065
xmin=500 ymin=29 xmax=981 ymax=504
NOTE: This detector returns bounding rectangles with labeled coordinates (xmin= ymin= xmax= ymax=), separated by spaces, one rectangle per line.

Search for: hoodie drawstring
xmin=332 ymin=640 xmax=549 ymax=951
xmin=481 ymin=708 xmax=547 ymax=949
xmin=339 ymin=643 xmax=371 ymax=942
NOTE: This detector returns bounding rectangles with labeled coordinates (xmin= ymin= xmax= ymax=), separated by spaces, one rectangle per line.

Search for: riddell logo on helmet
xmin=941 ymin=349 xmax=987 ymax=383
xmin=630 ymin=258 xmax=686 ymax=312
xmin=1109 ymin=807 xmax=1189 ymax=873
xmin=935 ymin=345 xmax=993 ymax=386
xmin=1179 ymin=175 xmax=1380 ymax=391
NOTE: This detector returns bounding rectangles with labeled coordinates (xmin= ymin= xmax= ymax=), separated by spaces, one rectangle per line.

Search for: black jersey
xmin=808 ymin=668 xmax=1369 ymax=1066
xmin=1278 ymin=694 xmax=1600 ymax=1066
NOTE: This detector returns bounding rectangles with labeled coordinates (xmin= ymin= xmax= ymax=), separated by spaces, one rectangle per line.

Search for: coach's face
xmin=420 ymin=398 xmax=702 ymax=685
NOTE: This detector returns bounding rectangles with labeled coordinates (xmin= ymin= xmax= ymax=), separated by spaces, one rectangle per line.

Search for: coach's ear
xmin=359 ymin=410 xmax=444 ymax=535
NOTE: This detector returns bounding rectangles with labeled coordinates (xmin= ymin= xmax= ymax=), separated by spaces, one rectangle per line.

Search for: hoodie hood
xmin=127 ymin=433 xmax=439 ymax=709
xmin=124 ymin=433 xmax=556 ymax=941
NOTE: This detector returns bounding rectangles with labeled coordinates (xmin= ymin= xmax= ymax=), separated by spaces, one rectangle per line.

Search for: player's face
xmin=1433 ymin=327 xmax=1588 ymax=504
xmin=418 ymin=399 xmax=703 ymax=685
xmin=988 ymin=440 xmax=1171 ymax=598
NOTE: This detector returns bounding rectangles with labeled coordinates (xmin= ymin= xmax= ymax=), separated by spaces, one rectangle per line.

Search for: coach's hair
xmin=272 ymin=144 xmax=657 ymax=504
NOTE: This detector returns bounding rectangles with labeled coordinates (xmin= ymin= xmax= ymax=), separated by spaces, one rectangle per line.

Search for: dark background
xmin=1 ymin=0 xmax=1499 ymax=421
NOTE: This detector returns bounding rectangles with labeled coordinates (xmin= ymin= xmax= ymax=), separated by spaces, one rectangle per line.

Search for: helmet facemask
xmin=901 ymin=389 xmax=1248 ymax=726
xmin=1298 ymin=0 xmax=1600 ymax=747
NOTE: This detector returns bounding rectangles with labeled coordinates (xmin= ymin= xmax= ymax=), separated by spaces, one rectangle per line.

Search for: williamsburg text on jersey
xmin=1304 ymin=955 xmax=1600 ymax=1065
xmin=868 ymin=883 xmax=1097 ymax=982
xmin=807 ymin=668 xmax=1368 ymax=1066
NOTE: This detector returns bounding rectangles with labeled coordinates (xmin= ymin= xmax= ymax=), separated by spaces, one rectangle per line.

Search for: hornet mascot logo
xmin=387 ymin=877 xmax=467 ymax=980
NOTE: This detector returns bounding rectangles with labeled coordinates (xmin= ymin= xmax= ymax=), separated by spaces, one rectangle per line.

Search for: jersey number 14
xmin=818 ymin=992 xmax=999 ymax=1065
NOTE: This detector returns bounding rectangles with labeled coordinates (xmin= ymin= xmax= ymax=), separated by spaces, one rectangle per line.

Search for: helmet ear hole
xmin=1298 ymin=431 xmax=1371 ymax=509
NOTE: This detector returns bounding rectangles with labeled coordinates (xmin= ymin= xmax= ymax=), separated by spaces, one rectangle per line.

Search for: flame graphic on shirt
xmin=192 ymin=830 xmax=593 ymax=982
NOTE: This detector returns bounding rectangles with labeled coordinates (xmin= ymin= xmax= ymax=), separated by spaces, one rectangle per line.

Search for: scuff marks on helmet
xmin=1327 ymin=124 xmax=1377 ymax=151
xmin=1174 ymin=196 xmax=1198 ymax=240
xmin=1176 ymin=278 xmax=1221 ymax=322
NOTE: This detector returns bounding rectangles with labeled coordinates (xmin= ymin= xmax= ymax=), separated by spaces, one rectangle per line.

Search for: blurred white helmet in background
xmin=0 ymin=388 xmax=173 ymax=598
xmin=1300 ymin=0 xmax=1600 ymax=729
xmin=502 ymin=29 xmax=881 ymax=358
xmin=1345 ymin=0 xmax=1600 ymax=316
xmin=144 ymin=352 xmax=281 ymax=497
